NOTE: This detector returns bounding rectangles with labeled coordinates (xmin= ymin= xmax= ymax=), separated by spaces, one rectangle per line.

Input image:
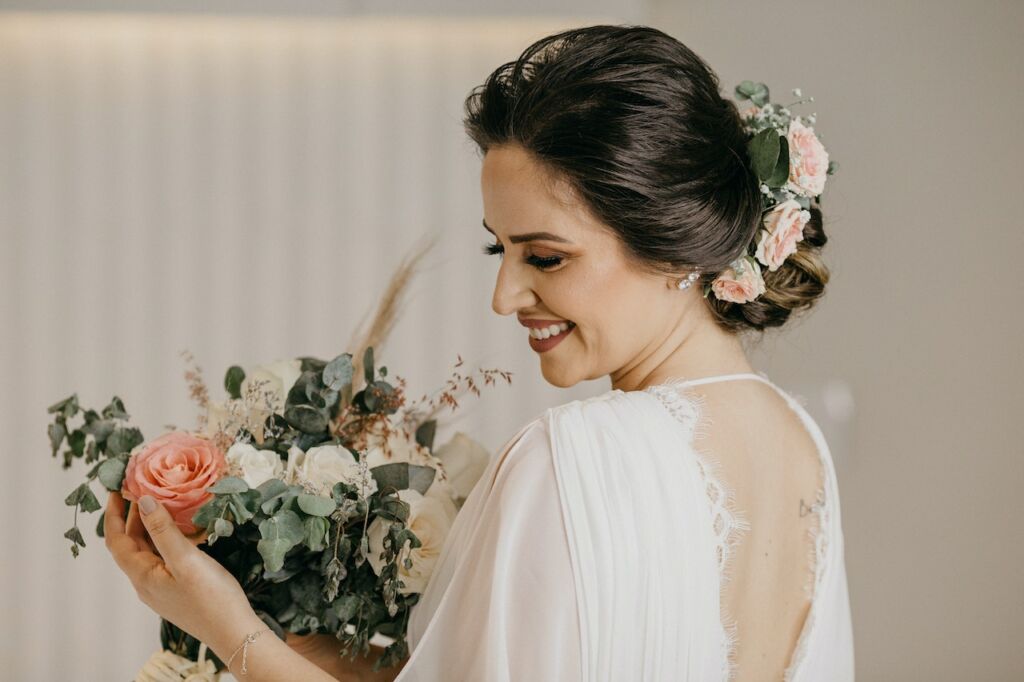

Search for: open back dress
xmin=395 ymin=372 xmax=854 ymax=681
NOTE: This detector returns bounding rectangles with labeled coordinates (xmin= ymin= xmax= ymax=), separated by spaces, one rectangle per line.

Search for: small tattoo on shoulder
xmin=799 ymin=498 xmax=823 ymax=517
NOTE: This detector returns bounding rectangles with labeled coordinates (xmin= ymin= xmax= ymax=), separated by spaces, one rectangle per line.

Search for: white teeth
xmin=529 ymin=321 xmax=572 ymax=339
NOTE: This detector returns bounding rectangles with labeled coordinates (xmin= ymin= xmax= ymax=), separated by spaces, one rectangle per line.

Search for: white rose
xmin=286 ymin=444 xmax=378 ymax=497
xmin=432 ymin=432 xmax=491 ymax=502
xmin=240 ymin=358 xmax=303 ymax=414
xmin=361 ymin=423 xmax=434 ymax=469
xmin=365 ymin=488 xmax=457 ymax=594
xmin=203 ymin=399 xmax=272 ymax=444
xmin=225 ymin=442 xmax=284 ymax=489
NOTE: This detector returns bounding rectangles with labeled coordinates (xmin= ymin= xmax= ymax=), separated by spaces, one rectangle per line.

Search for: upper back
xmin=646 ymin=373 xmax=827 ymax=681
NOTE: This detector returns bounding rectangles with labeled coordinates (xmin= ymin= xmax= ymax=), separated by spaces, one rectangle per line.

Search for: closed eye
xmin=481 ymin=241 xmax=563 ymax=270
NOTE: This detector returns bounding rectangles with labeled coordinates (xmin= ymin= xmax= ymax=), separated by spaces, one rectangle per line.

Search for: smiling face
xmin=481 ymin=143 xmax=707 ymax=389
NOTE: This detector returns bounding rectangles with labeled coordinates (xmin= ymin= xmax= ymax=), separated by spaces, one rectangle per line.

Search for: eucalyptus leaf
xmin=192 ymin=497 xmax=228 ymax=529
xmin=303 ymin=515 xmax=329 ymax=552
xmin=48 ymin=422 xmax=66 ymax=456
xmin=65 ymin=483 xmax=101 ymax=512
xmin=102 ymin=396 xmax=128 ymax=420
xmin=224 ymin=366 xmax=246 ymax=400
xmin=64 ymin=525 xmax=85 ymax=547
xmin=323 ymin=354 xmax=354 ymax=392
xmin=257 ymin=478 xmax=288 ymax=504
xmin=370 ymin=462 xmax=436 ymax=496
xmin=47 ymin=394 xmax=79 ymax=419
xmin=214 ymin=518 xmax=234 ymax=538
xmin=735 ymin=80 xmax=770 ymax=106
xmin=68 ymin=430 xmax=86 ymax=457
xmin=97 ymin=457 xmax=127 ymax=491
xmin=107 ymin=427 xmax=144 ymax=457
xmin=414 ymin=419 xmax=437 ymax=451
xmin=209 ymin=476 xmax=250 ymax=495
xmin=257 ymin=510 xmax=304 ymax=572
xmin=284 ymin=404 xmax=328 ymax=434
xmin=297 ymin=493 xmax=336 ymax=517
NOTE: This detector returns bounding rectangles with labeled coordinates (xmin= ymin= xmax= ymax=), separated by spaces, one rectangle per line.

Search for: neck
xmin=610 ymin=314 xmax=754 ymax=393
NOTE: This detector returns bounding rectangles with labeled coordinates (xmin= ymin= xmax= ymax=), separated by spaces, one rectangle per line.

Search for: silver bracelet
xmin=225 ymin=627 xmax=271 ymax=675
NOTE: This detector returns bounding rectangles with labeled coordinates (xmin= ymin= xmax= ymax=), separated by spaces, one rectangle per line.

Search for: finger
xmin=126 ymin=500 xmax=157 ymax=554
xmin=137 ymin=495 xmax=193 ymax=575
xmin=105 ymin=492 xmax=161 ymax=579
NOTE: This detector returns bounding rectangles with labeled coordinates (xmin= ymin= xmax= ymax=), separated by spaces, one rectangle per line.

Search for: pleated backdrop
xmin=0 ymin=14 xmax=615 ymax=680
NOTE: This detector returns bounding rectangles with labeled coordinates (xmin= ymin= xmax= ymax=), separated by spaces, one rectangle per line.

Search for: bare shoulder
xmin=683 ymin=378 xmax=822 ymax=496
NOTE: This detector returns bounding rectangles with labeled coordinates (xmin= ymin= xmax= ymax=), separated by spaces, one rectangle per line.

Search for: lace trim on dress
xmin=643 ymin=375 xmax=829 ymax=682
xmin=643 ymin=380 xmax=750 ymax=681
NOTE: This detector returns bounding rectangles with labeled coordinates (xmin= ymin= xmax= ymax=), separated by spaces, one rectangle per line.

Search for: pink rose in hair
xmin=711 ymin=256 xmax=766 ymax=304
xmin=121 ymin=431 xmax=227 ymax=534
xmin=755 ymin=199 xmax=810 ymax=271
xmin=785 ymin=119 xmax=829 ymax=197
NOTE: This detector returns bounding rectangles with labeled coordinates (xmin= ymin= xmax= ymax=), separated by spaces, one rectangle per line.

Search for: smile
xmin=527 ymin=321 xmax=576 ymax=353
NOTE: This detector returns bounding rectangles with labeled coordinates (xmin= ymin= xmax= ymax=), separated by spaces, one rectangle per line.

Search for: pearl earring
xmin=676 ymin=270 xmax=701 ymax=290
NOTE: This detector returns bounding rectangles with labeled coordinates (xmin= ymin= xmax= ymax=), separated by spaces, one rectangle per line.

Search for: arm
xmin=104 ymin=491 xmax=401 ymax=682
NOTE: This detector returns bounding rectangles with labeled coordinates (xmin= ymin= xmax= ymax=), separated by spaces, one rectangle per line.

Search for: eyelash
xmin=481 ymin=241 xmax=564 ymax=270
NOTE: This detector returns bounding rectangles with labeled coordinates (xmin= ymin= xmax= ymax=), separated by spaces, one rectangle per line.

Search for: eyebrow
xmin=482 ymin=219 xmax=573 ymax=245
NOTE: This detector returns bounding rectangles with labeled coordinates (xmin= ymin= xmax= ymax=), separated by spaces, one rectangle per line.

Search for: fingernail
xmin=139 ymin=495 xmax=156 ymax=515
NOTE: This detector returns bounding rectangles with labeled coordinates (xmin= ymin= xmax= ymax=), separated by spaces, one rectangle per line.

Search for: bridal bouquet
xmin=46 ymin=248 xmax=512 ymax=679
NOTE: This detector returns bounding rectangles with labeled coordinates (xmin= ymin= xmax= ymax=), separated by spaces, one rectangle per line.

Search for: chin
xmin=539 ymin=361 xmax=578 ymax=389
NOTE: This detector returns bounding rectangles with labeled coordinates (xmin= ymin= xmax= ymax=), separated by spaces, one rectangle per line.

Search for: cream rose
xmin=785 ymin=119 xmax=829 ymax=197
xmin=286 ymin=443 xmax=378 ymax=497
xmin=755 ymin=199 xmax=810 ymax=271
xmin=432 ymin=432 xmax=491 ymax=503
xmin=203 ymin=399 xmax=272 ymax=444
xmin=240 ymin=358 xmax=303 ymax=413
xmin=710 ymin=256 xmax=766 ymax=304
xmin=225 ymin=442 xmax=284 ymax=489
xmin=358 ymin=421 xmax=458 ymax=507
xmin=365 ymin=488 xmax=457 ymax=594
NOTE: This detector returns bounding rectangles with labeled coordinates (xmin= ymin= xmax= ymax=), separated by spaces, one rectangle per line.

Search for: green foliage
xmin=224 ymin=365 xmax=246 ymax=400
xmin=47 ymin=345 xmax=451 ymax=670
xmin=735 ymin=79 xmax=770 ymax=106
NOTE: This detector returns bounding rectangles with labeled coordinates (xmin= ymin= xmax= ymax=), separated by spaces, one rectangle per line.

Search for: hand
xmin=104 ymin=491 xmax=263 ymax=654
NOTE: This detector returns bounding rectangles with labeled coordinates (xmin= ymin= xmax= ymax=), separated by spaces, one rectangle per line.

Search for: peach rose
xmin=711 ymin=255 xmax=766 ymax=304
xmin=785 ymin=119 xmax=829 ymax=197
xmin=121 ymin=431 xmax=227 ymax=534
xmin=755 ymin=199 xmax=810 ymax=271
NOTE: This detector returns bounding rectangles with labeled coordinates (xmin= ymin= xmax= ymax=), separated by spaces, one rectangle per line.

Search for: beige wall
xmin=651 ymin=1 xmax=1024 ymax=679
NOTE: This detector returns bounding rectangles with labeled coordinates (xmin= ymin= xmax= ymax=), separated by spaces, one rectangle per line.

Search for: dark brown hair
xmin=463 ymin=24 xmax=829 ymax=333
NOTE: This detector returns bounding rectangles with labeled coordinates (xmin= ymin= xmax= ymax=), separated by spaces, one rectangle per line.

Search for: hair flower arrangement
xmin=706 ymin=81 xmax=838 ymax=304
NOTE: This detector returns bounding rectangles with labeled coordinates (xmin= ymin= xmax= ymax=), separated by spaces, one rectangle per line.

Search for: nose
xmin=491 ymin=260 xmax=536 ymax=317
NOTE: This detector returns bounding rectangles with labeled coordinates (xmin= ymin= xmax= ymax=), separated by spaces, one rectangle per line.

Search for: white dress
xmin=395 ymin=372 xmax=854 ymax=681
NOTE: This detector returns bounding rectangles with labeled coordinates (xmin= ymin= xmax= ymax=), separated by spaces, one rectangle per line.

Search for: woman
xmin=106 ymin=24 xmax=853 ymax=681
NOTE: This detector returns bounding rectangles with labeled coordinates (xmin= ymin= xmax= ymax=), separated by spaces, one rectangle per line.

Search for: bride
xmin=105 ymin=24 xmax=853 ymax=682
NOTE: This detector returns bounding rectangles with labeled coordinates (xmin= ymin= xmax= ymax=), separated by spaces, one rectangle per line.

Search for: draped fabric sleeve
xmin=395 ymin=416 xmax=583 ymax=682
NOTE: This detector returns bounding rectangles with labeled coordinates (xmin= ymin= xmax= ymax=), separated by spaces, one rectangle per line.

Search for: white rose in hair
xmin=365 ymin=488 xmax=457 ymax=594
xmin=287 ymin=444 xmax=378 ymax=497
xmin=433 ymin=431 xmax=491 ymax=503
xmin=225 ymin=442 xmax=284 ymax=489
xmin=240 ymin=358 xmax=303 ymax=413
